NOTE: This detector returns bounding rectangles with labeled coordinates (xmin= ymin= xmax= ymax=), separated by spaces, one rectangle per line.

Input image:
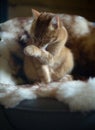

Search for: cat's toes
xmin=24 ymin=46 xmax=31 ymax=56
xmin=24 ymin=45 xmax=41 ymax=57
xmin=59 ymin=75 xmax=73 ymax=82
xmin=35 ymin=83 xmax=57 ymax=98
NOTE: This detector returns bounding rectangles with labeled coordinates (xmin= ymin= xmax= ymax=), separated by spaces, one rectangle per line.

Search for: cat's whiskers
xmin=41 ymin=43 xmax=49 ymax=50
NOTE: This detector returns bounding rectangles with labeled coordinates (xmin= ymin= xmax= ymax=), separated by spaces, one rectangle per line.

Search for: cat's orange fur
xmin=24 ymin=9 xmax=74 ymax=83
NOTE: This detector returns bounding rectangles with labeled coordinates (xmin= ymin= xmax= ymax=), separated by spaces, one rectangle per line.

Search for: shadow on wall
xmin=8 ymin=0 xmax=95 ymax=21
xmin=0 ymin=0 xmax=8 ymax=23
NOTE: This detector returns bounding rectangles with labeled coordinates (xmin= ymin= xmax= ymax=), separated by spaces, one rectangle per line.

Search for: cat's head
xmin=30 ymin=9 xmax=68 ymax=48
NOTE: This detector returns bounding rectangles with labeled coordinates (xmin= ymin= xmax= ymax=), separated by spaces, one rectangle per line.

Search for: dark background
xmin=0 ymin=0 xmax=95 ymax=23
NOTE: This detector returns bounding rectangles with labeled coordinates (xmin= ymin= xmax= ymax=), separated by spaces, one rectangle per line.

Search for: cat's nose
xmin=34 ymin=42 xmax=39 ymax=46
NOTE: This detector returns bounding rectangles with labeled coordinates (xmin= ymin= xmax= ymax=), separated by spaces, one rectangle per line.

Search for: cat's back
xmin=58 ymin=14 xmax=92 ymax=38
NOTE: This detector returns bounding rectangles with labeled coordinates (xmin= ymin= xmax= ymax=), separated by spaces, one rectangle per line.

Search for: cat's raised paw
xmin=24 ymin=45 xmax=41 ymax=57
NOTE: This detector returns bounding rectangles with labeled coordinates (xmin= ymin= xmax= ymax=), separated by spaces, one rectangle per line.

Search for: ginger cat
xmin=24 ymin=9 xmax=74 ymax=83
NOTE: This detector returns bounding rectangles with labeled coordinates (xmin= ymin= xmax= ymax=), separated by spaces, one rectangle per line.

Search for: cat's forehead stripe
xmin=34 ymin=14 xmax=52 ymax=38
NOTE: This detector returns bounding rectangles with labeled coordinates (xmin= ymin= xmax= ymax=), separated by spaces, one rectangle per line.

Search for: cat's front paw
xmin=59 ymin=74 xmax=73 ymax=82
xmin=24 ymin=45 xmax=41 ymax=57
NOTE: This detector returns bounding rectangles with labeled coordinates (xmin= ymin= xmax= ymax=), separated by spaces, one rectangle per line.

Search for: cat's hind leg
xmin=40 ymin=65 xmax=52 ymax=83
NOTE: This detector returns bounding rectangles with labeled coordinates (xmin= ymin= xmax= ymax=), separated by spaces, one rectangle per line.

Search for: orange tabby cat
xmin=24 ymin=9 xmax=74 ymax=83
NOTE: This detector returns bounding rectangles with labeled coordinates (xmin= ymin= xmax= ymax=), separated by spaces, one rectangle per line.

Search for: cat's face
xmin=30 ymin=9 xmax=67 ymax=48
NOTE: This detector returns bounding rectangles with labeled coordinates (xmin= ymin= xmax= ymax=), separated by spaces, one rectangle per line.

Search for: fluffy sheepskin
xmin=56 ymin=78 xmax=95 ymax=111
xmin=0 ymin=78 xmax=95 ymax=111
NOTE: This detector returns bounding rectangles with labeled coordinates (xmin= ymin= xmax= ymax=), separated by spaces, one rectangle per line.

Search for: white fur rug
xmin=0 ymin=78 xmax=95 ymax=112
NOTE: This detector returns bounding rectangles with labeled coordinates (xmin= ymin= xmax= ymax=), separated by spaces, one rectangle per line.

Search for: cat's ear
xmin=32 ymin=9 xmax=40 ymax=20
xmin=49 ymin=16 xmax=60 ymax=30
